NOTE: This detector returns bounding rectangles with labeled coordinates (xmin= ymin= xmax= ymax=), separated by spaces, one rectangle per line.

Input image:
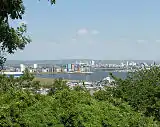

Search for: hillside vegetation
xmin=0 ymin=68 xmax=160 ymax=126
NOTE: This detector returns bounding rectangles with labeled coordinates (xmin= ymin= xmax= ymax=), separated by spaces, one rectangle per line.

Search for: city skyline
xmin=7 ymin=0 xmax=160 ymax=60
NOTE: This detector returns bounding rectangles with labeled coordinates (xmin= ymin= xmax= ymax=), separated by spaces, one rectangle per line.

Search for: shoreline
xmin=32 ymin=72 xmax=94 ymax=75
xmin=34 ymin=77 xmax=79 ymax=82
xmin=31 ymin=71 xmax=129 ymax=75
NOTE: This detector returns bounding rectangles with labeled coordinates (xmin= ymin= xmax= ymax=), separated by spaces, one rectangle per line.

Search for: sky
xmin=7 ymin=0 xmax=160 ymax=60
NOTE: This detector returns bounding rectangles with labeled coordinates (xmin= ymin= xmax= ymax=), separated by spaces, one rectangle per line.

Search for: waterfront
xmin=35 ymin=71 xmax=127 ymax=81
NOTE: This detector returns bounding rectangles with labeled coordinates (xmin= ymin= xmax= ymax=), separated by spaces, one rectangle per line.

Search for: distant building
xmin=66 ymin=64 xmax=72 ymax=72
xmin=126 ymin=61 xmax=129 ymax=66
xmin=73 ymin=64 xmax=75 ymax=71
xmin=56 ymin=68 xmax=61 ymax=73
xmin=29 ymin=69 xmax=33 ymax=73
xmin=20 ymin=64 xmax=25 ymax=72
xmin=42 ymin=68 xmax=49 ymax=72
xmin=91 ymin=60 xmax=95 ymax=66
xmin=64 ymin=69 xmax=67 ymax=72
xmin=33 ymin=64 xmax=38 ymax=69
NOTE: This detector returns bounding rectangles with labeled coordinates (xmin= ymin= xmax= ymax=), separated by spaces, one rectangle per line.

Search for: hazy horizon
xmin=6 ymin=59 xmax=156 ymax=61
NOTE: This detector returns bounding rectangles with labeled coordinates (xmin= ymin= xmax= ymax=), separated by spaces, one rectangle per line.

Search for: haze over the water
xmin=8 ymin=0 xmax=160 ymax=60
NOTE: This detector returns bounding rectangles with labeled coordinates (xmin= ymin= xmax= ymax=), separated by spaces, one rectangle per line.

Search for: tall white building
xmin=33 ymin=64 xmax=38 ymax=69
xmin=121 ymin=62 xmax=124 ymax=67
xmin=126 ymin=61 xmax=129 ymax=66
xmin=20 ymin=64 xmax=25 ymax=72
xmin=91 ymin=60 xmax=95 ymax=66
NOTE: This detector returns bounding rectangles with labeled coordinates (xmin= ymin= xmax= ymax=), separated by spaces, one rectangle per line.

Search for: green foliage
xmin=0 ymin=72 xmax=158 ymax=126
xmin=0 ymin=70 xmax=41 ymax=94
xmin=0 ymin=0 xmax=55 ymax=66
xmin=38 ymin=0 xmax=56 ymax=5
xmin=17 ymin=68 xmax=39 ymax=89
xmin=0 ymin=20 xmax=31 ymax=65
xmin=106 ymin=66 xmax=160 ymax=121
xmin=94 ymin=88 xmax=123 ymax=107
xmin=0 ymin=11 xmax=31 ymax=66
xmin=48 ymin=78 xmax=69 ymax=95
xmin=47 ymin=0 xmax=56 ymax=4
xmin=10 ymin=89 xmax=157 ymax=127
xmin=0 ymin=89 xmax=41 ymax=126
xmin=73 ymin=85 xmax=86 ymax=91
xmin=0 ymin=0 xmax=25 ymax=21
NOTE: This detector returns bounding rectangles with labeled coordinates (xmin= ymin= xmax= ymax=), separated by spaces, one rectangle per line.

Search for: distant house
xmin=41 ymin=68 xmax=49 ymax=72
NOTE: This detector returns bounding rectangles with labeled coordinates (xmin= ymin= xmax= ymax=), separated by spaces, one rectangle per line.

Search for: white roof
xmin=103 ymin=76 xmax=111 ymax=81
xmin=84 ymin=82 xmax=92 ymax=85
xmin=2 ymin=72 xmax=23 ymax=75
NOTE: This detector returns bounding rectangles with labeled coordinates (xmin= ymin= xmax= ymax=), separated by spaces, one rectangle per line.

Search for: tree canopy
xmin=97 ymin=66 xmax=160 ymax=122
xmin=0 ymin=74 xmax=158 ymax=126
xmin=0 ymin=0 xmax=56 ymax=67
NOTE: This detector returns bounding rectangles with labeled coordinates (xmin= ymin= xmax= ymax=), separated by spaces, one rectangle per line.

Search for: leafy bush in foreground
xmin=0 ymin=68 xmax=160 ymax=126
xmin=101 ymin=66 xmax=160 ymax=121
xmin=0 ymin=88 xmax=158 ymax=126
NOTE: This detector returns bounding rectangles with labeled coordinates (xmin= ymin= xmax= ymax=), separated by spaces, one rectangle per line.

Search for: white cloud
xmin=155 ymin=40 xmax=160 ymax=43
xmin=71 ymin=37 xmax=77 ymax=41
xmin=137 ymin=39 xmax=148 ymax=44
xmin=76 ymin=28 xmax=89 ymax=35
xmin=73 ymin=28 xmax=100 ymax=43
xmin=119 ymin=38 xmax=128 ymax=41
xmin=76 ymin=28 xmax=100 ymax=36
xmin=91 ymin=30 xmax=99 ymax=35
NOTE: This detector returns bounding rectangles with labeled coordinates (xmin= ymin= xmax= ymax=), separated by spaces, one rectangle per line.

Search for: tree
xmin=0 ymin=0 xmax=56 ymax=67
xmin=48 ymin=78 xmax=68 ymax=95
xmin=106 ymin=66 xmax=160 ymax=121
xmin=0 ymin=0 xmax=29 ymax=67
xmin=1 ymin=87 xmax=157 ymax=126
xmin=0 ymin=70 xmax=159 ymax=126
